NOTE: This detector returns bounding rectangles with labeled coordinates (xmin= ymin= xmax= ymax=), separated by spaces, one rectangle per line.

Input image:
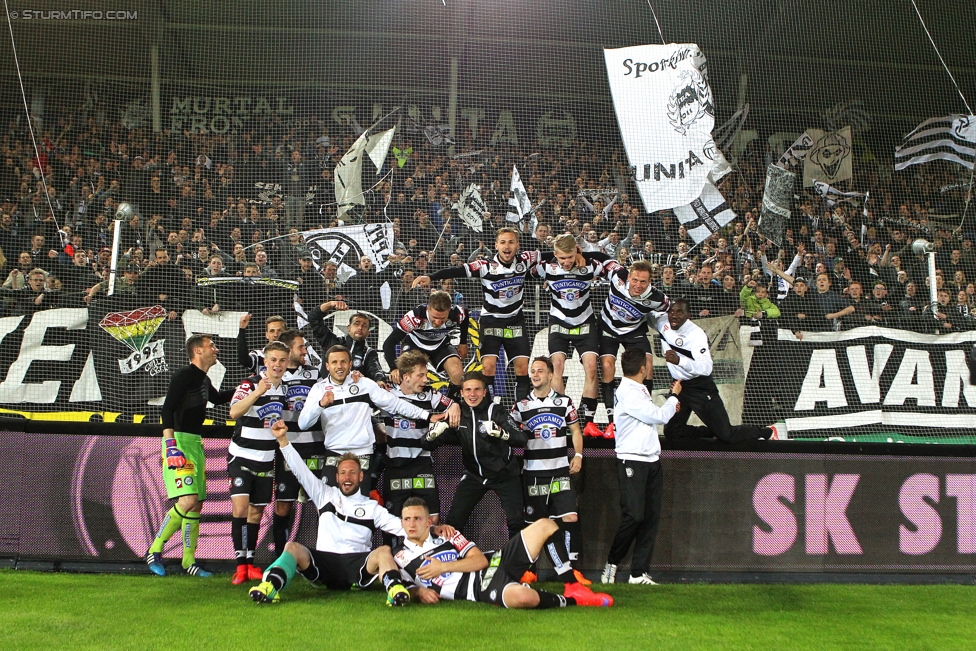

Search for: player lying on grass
xmin=249 ymin=419 xmax=455 ymax=606
xmin=391 ymin=496 xmax=613 ymax=609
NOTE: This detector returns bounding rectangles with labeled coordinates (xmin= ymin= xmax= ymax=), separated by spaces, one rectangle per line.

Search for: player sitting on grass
xmin=249 ymin=419 xmax=455 ymax=606
xmin=392 ymin=496 xmax=613 ymax=608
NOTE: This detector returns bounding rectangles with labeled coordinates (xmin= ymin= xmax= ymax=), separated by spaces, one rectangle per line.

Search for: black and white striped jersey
xmin=383 ymin=388 xmax=454 ymax=466
xmin=510 ymin=389 xmax=578 ymax=476
xmin=600 ymin=266 xmax=671 ymax=337
xmin=280 ymin=365 xmax=323 ymax=456
xmin=462 ymin=251 xmax=540 ymax=323
xmin=393 ymin=531 xmax=480 ymax=601
xmin=280 ymin=444 xmax=404 ymax=554
xmin=396 ymin=304 xmax=467 ymax=351
xmin=228 ymin=375 xmax=285 ymax=471
xmin=533 ymin=258 xmax=610 ymax=329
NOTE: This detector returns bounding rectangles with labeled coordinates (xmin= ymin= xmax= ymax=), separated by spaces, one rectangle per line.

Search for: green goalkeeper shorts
xmin=162 ymin=432 xmax=207 ymax=501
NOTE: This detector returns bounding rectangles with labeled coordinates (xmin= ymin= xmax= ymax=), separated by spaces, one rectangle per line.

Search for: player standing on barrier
xmin=597 ymin=260 xmax=670 ymax=438
xmin=421 ymin=371 xmax=528 ymax=539
xmin=306 ymin=302 xmax=389 ymax=386
xmin=601 ymin=348 xmax=681 ymax=586
xmin=250 ymin=422 xmax=456 ymax=606
xmin=226 ymin=341 xmax=290 ymax=585
xmin=146 ymin=334 xmax=235 ymax=577
xmin=298 ymin=345 xmax=448 ymax=494
xmin=237 ymin=314 xmax=287 ymax=373
xmin=382 ymin=290 xmax=468 ymax=400
xmin=381 ymin=350 xmax=460 ymax=526
xmin=652 ymin=298 xmax=786 ymax=442
xmin=532 ymin=234 xmax=612 ymax=436
xmin=414 ymin=227 xmax=540 ymax=404
xmin=510 ymin=356 xmax=589 ymax=586
xmin=268 ymin=330 xmax=322 ymax=556
xmin=392 ymin=497 xmax=613 ymax=608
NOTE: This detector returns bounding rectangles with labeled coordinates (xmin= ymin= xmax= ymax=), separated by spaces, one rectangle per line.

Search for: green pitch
xmin=4 ymin=570 xmax=976 ymax=650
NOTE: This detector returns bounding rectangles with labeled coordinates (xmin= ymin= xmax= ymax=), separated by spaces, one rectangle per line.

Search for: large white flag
xmin=505 ymin=166 xmax=532 ymax=222
xmin=802 ymin=126 xmax=853 ymax=187
xmin=672 ymin=181 xmax=736 ymax=244
xmin=334 ymin=126 xmax=396 ymax=219
xmin=604 ymin=43 xmax=716 ymax=213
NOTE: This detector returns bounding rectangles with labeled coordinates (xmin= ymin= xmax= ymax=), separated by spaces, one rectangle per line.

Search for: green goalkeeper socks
xmin=181 ymin=511 xmax=201 ymax=569
xmin=149 ymin=505 xmax=185 ymax=554
xmin=265 ymin=551 xmax=298 ymax=591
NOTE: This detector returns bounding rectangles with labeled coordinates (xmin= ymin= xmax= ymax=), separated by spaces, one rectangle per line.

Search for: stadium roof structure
xmin=0 ymin=0 xmax=972 ymax=125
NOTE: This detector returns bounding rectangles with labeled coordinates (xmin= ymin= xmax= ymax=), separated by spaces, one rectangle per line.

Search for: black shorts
xmin=384 ymin=460 xmax=440 ymax=517
xmin=599 ymin=327 xmax=652 ymax=358
xmin=227 ymin=458 xmax=274 ymax=506
xmin=401 ymin=339 xmax=459 ymax=372
xmin=548 ymin=325 xmax=599 ymax=359
xmin=523 ymin=474 xmax=577 ymax=521
xmin=275 ymin=445 xmax=325 ymax=502
xmin=323 ymin=450 xmax=373 ymax=496
xmin=303 ymin=550 xmax=376 ymax=590
xmin=480 ymin=319 xmax=531 ymax=361
xmin=477 ymin=531 xmax=537 ymax=607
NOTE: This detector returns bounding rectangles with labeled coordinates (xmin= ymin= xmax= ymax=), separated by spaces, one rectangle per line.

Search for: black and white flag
xmin=454 ymin=183 xmax=488 ymax=233
xmin=775 ymin=131 xmax=815 ymax=170
xmin=302 ymin=223 xmax=394 ymax=272
xmin=759 ymin=164 xmax=794 ymax=247
xmin=894 ymin=115 xmax=976 ymax=171
xmin=712 ymin=104 xmax=750 ymax=153
xmin=812 ymin=180 xmax=866 ymax=207
xmin=803 ymin=127 xmax=853 ymax=187
xmin=672 ymin=181 xmax=736 ymax=244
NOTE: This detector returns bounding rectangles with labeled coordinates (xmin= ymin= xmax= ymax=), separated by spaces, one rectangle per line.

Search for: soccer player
xmin=510 ymin=356 xmax=589 ymax=586
xmin=298 ymin=345 xmax=448 ymax=494
xmin=414 ymin=227 xmax=540 ymax=403
xmin=269 ymin=329 xmax=322 ymax=556
xmin=598 ymin=259 xmax=670 ymax=437
xmin=227 ymin=341 xmax=290 ymax=584
xmin=532 ymin=234 xmax=612 ymax=434
xmin=381 ymin=350 xmax=460 ymax=524
xmin=421 ymin=371 xmax=527 ymax=539
xmin=250 ymin=422 xmax=450 ymax=606
xmin=146 ymin=334 xmax=234 ymax=577
xmin=382 ymin=290 xmax=468 ymax=399
xmin=237 ymin=313 xmax=287 ymax=373
xmin=306 ymin=302 xmax=388 ymax=385
xmin=652 ymin=298 xmax=785 ymax=442
xmin=393 ymin=497 xmax=613 ymax=608
xmin=601 ymin=348 xmax=681 ymax=585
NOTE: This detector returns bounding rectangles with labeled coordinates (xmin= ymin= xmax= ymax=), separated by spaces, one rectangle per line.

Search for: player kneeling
xmin=249 ymin=420 xmax=452 ymax=607
xmin=393 ymin=497 xmax=613 ymax=609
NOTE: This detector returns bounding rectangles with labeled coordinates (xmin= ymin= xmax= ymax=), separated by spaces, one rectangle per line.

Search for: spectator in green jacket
xmin=740 ymin=279 xmax=781 ymax=320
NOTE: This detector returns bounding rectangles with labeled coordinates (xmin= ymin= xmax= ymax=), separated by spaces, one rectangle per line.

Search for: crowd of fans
xmin=1 ymin=109 xmax=975 ymax=339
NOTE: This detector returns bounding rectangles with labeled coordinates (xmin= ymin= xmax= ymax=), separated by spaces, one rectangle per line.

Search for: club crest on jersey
xmin=354 ymin=507 xmax=366 ymax=518
xmin=417 ymin=551 xmax=459 ymax=586
xmin=257 ymin=402 xmax=284 ymax=427
xmin=349 ymin=385 xmax=360 ymax=395
xmin=675 ymin=338 xmax=684 ymax=346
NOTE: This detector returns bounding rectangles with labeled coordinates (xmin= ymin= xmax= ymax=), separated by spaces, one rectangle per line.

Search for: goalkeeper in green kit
xmin=146 ymin=334 xmax=234 ymax=577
